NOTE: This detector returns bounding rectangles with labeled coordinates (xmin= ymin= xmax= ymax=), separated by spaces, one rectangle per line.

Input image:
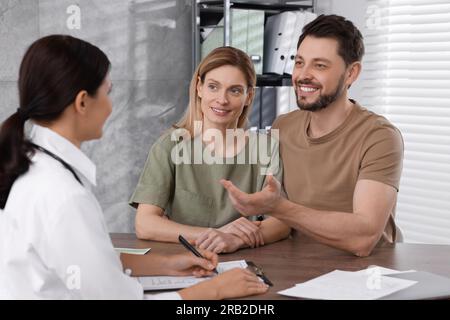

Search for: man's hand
xmin=164 ymin=249 xmax=218 ymax=277
xmin=220 ymin=175 xmax=282 ymax=216
xmin=195 ymin=229 xmax=247 ymax=253
xmin=218 ymin=217 xmax=264 ymax=248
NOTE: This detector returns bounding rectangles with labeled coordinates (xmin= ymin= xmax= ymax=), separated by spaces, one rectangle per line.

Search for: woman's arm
xmin=119 ymin=250 xmax=218 ymax=277
xmin=195 ymin=216 xmax=290 ymax=253
xmin=135 ymin=203 xmax=208 ymax=243
xmin=259 ymin=216 xmax=291 ymax=243
xmin=179 ymin=268 xmax=268 ymax=300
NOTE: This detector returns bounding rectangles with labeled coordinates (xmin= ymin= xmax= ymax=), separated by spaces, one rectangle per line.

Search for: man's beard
xmin=295 ymin=75 xmax=346 ymax=112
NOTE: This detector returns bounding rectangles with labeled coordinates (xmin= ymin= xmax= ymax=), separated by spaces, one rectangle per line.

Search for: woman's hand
xmin=211 ymin=268 xmax=269 ymax=299
xmin=179 ymin=268 xmax=269 ymax=300
xmin=195 ymin=229 xmax=246 ymax=253
xmin=219 ymin=217 xmax=264 ymax=248
xmin=164 ymin=249 xmax=218 ymax=277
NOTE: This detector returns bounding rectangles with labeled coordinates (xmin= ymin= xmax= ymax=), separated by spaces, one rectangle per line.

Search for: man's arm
xmin=221 ymin=176 xmax=397 ymax=257
xmin=274 ymin=179 xmax=396 ymax=256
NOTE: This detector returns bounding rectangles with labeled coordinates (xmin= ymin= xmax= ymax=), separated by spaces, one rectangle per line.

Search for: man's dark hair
xmin=297 ymin=14 xmax=365 ymax=66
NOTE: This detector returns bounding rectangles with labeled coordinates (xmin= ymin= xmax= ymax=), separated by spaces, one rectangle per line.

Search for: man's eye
xmin=316 ymin=64 xmax=326 ymax=69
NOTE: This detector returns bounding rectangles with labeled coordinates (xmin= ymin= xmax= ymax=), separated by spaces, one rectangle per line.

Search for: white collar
xmin=30 ymin=124 xmax=97 ymax=186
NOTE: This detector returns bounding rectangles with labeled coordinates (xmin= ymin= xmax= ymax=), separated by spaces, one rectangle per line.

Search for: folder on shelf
xmin=276 ymin=86 xmax=298 ymax=116
xmin=201 ymin=9 xmax=264 ymax=74
xmin=260 ymin=87 xmax=277 ymax=129
xmin=283 ymin=11 xmax=317 ymax=75
xmin=246 ymin=10 xmax=265 ymax=75
xmin=263 ymin=11 xmax=298 ymax=75
xmin=249 ymin=87 xmax=262 ymax=128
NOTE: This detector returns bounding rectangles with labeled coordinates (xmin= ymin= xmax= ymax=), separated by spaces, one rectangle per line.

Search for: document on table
xmin=278 ymin=266 xmax=418 ymax=300
xmin=114 ymin=247 xmax=151 ymax=255
xmin=353 ymin=265 xmax=416 ymax=276
xmin=138 ymin=260 xmax=248 ymax=291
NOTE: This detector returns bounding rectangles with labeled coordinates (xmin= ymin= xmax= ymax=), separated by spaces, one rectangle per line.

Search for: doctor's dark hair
xmin=0 ymin=35 xmax=110 ymax=209
xmin=297 ymin=14 xmax=365 ymax=66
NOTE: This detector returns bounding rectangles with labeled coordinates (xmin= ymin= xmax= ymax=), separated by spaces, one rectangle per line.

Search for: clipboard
xmin=246 ymin=261 xmax=273 ymax=287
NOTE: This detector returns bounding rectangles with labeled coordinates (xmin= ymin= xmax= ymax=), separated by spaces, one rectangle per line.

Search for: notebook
xmin=138 ymin=260 xmax=248 ymax=291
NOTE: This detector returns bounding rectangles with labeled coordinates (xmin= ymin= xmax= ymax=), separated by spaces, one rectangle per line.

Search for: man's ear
xmin=196 ymin=76 xmax=203 ymax=99
xmin=73 ymin=90 xmax=88 ymax=115
xmin=346 ymin=62 xmax=362 ymax=89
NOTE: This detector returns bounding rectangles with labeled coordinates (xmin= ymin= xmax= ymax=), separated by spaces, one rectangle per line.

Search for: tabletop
xmin=110 ymin=232 xmax=450 ymax=300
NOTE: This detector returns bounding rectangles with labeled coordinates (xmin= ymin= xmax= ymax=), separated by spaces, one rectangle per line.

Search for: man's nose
xmin=294 ymin=65 xmax=313 ymax=83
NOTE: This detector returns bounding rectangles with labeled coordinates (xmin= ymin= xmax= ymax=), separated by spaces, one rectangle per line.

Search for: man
xmin=221 ymin=14 xmax=404 ymax=257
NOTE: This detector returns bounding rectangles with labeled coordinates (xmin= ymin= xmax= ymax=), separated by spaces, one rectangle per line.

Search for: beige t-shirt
xmin=272 ymin=100 xmax=404 ymax=244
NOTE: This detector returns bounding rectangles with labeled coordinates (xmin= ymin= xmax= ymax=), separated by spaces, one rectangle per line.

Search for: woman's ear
xmin=196 ymin=76 xmax=203 ymax=99
xmin=245 ymin=86 xmax=255 ymax=106
xmin=73 ymin=90 xmax=88 ymax=115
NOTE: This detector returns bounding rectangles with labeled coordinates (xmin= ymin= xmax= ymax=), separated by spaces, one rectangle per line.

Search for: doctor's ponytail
xmin=0 ymin=35 xmax=110 ymax=209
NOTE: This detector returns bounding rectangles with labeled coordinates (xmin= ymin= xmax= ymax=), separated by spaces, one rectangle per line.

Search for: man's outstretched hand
xmin=220 ymin=175 xmax=282 ymax=217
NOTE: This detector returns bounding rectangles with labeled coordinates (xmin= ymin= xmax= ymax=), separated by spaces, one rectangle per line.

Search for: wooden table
xmin=111 ymin=233 xmax=450 ymax=300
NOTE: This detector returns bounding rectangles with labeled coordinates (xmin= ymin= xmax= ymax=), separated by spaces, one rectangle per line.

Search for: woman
xmin=0 ymin=35 xmax=268 ymax=299
xmin=130 ymin=47 xmax=290 ymax=253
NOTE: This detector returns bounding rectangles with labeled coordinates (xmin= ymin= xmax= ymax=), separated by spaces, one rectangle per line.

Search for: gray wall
xmin=0 ymin=0 xmax=192 ymax=232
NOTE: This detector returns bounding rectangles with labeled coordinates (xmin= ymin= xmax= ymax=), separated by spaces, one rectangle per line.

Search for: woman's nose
xmin=215 ymin=89 xmax=228 ymax=104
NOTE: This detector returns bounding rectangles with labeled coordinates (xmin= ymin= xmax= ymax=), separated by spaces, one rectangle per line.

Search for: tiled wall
xmin=0 ymin=0 xmax=192 ymax=232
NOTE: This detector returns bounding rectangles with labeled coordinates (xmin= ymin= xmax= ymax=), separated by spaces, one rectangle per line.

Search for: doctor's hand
xmin=220 ymin=175 xmax=282 ymax=217
xmin=165 ymin=250 xmax=218 ymax=277
xmin=195 ymin=229 xmax=246 ymax=253
xmin=179 ymin=268 xmax=268 ymax=300
xmin=218 ymin=217 xmax=264 ymax=248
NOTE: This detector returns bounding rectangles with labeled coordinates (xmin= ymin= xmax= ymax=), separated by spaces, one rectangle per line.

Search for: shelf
xmin=256 ymin=74 xmax=292 ymax=87
xmin=198 ymin=1 xmax=313 ymax=12
xmin=193 ymin=0 xmax=315 ymax=85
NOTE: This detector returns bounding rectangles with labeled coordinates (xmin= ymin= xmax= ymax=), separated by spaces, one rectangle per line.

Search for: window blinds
xmin=362 ymin=0 xmax=450 ymax=243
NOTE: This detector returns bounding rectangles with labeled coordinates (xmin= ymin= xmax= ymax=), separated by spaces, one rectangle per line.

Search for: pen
xmin=178 ymin=235 xmax=219 ymax=274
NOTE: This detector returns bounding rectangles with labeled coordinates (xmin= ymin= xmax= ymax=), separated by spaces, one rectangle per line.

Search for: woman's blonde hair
xmin=174 ymin=46 xmax=256 ymax=136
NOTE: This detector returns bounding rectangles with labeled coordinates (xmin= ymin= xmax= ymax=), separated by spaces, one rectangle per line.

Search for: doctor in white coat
xmin=0 ymin=35 xmax=268 ymax=300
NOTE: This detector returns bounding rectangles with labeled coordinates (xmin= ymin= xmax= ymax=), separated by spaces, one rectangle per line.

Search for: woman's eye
xmin=230 ymin=88 xmax=242 ymax=95
xmin=208 ymin=84 xmax=217 ymax=91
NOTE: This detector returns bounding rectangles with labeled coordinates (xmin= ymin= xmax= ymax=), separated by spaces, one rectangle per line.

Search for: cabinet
xmin=191 ymin=0 xmax=316 ymax=128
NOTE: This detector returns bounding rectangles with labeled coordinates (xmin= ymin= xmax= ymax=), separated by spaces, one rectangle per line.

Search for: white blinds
xmin=362 ymin=0 xmax=450 ymax=243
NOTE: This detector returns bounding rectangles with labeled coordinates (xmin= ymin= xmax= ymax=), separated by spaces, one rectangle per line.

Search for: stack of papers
xmin=139 ymin=260 xmax=248 ymax=291
xmin=278 ymin=266 xmax=418 ymax=300
xmin=115 ymin=247 xmax=151 ymax=255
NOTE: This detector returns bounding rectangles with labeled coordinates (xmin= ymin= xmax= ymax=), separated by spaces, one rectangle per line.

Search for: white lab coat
xmin=0 ymin=125 xmax=179 ymax=300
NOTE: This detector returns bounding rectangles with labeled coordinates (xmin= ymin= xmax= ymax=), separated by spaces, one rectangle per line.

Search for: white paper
xmin=354 ymin=265 xmax=416 ymax=276
xmin=278 ymin=269 xmax=417 ymax=300
xmin=114 ymin=247 xmax=151 ymax=255
xmin=138 ymin=260 xmax=247 ymax=291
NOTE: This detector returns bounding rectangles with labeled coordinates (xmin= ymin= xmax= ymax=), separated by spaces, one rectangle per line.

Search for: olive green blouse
xmin=129 ymin=129 xmax=282 ymax=228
